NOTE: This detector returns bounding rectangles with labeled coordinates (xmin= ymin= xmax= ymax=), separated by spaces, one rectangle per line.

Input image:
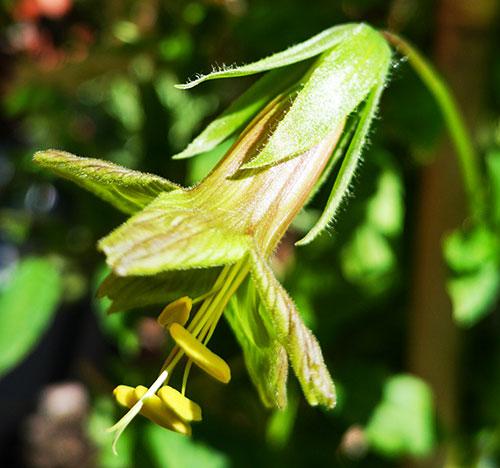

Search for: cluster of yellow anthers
xmin=109 ymin=289 xmax=235 ymax=452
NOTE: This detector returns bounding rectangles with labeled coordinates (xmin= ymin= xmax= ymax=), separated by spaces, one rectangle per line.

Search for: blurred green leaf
xmin=341 ymin=225 xmax=395 ymax=294
xmin=367 ymin=169 xmax=404 ymax=237
xmin=486 ymin=150 xmax=500 ymax=224
xmin=155 ymin=73 xmax=217 ymax=151
xmin=444 ymin=226 xmax=498 ymax=273
xmin=145 ymin=424 xmax=229 ymax=468
xmin=365 ymin=374 xmax=435 ymax=458
xmin=266 ymin=389 xmax=299 ymax=449
xmin=447 ymin=261 xmax=500 ymax=327
xmin=444 ymin=225 xmax=500 ymax=325
xmin=107 ymin=77 xmax=143 ymax=132
xmin=0 ymin=257 xmax=62 ymax=377
xmin=87 ymin=397 xmax=135 ymax=468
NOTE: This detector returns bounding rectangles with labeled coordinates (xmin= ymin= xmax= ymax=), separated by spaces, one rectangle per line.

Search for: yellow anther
xmin=169 ymin=323 xmax=231 ymax=384
xmin=113 ymin=385 xmax=137 ymax=408
xmin=158 ymin=297 xmax=192 ymax=329
xmin=134 ymin=386 xmax=192 ymax=436
xmin=157 ymin=386 xmax=202 ymax=422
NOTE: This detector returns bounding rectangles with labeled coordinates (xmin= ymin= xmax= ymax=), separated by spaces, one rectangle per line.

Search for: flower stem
xmin=383 ymin=31 xmax=486 ymax=223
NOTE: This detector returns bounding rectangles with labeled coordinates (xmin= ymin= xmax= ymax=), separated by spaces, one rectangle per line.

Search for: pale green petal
xmin=176 ymin=23 xmax=356 ymax=89
xmin=98 ymin=268 xmax=220 ymax=314
xmin=99 ymin=191 xmax=250 ymax=275
xmin=242 ymin=25 xmax=391 ymax=169
xmin=226 ymin=277 xmax=288 ymax=409
xmin=296 ymin=83 xmax=385 ymax=246
xmin=34 ymin=150 xmax=179 ymax=214
xmin=249 ymin=248 xmax=335 ymax=408
xmin=173 ymin=65 xmax=306 ymax=160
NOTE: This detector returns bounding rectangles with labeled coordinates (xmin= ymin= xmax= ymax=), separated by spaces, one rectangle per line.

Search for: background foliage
xmin=1 ymin=0 xmax=499 ymax=466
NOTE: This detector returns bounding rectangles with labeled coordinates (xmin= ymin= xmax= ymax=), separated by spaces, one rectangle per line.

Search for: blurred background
xmin=1 ymin=0 xmax=500 ymax=466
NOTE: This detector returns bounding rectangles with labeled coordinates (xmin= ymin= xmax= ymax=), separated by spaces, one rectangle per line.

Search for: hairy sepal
xmin=226 ymin=277 xmax=288 ymax=409
xmin=249 ymin=248 xmax=336 ymax=408
xmin=33 ymin=150 xmax=179 ymax=215
xmin=173 ymin=65 xmax=306 ymax=160
xmin=176 ymin=23 xmax=356 ymax=89
xmin=98 ymin=191 xmax=250 ymax=276
xmin=242 ymin=25 xmax=391 ymax=169
xmin=296 ymin=83 xmax=386 ymax=246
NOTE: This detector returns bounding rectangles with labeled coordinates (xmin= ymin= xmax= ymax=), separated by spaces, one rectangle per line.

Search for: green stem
xmin=383 ymin=31 xmax=486 ymax=222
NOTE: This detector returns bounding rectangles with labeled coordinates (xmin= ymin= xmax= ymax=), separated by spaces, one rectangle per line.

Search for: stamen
xmin=158 ymin=296 xmax=192 ymax=329
xmin=181 ymin=360 xmax=193 ymax=395
xmin=157 ymin=386 xmax=202 ymax=422
xmin=134 ymin=386 xmax=192 ymax=435
xmin=169 ymin=323 xmax=231 ymax=384
xmin=113 ymin=385 xmax=137 ymax=408
xmin=107 ymin=370 xmax=168 ymax=455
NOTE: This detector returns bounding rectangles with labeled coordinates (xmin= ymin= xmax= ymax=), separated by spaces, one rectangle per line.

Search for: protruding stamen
xmin=108 ymin=370 xmax=168 ymax=455
xmin=169 ymin=323 xmax=231 ymax=384
xmin=134 ymin=386 xmax=192 ymax=435
xmin=158 ymin=297 xmax=192 ymax=329
xmin=157 ymin=386 xmax=202 ymax=422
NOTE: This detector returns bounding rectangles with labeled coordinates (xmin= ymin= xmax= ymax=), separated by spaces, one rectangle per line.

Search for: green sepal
xmin=249 ymin=248 xmax=336 ymax=408
xmin=241 ymin=25 xmax=391 ymax=169
xmin=176 ymin=23 xmax=356 ymax=89
xmin=98 ymin=268 xmax=220 ymax=314
xmin=34 ymin=150 xmax=180 ymax=215
xmin=173 ymin=65 xmax=307 ymax=160
xmin=226 ymin=277 xmax=288 ymax=409
xmin=98 ymin=191 xmax=250 ymax=276
xmin=296 ymin=83 xmax=385 ymax=246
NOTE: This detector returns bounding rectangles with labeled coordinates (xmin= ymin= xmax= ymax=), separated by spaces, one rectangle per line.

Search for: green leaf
xmin=98 ymin=268 xmax=220 ymax=314
xmin=365 ymin=374 xmax=435 ymax=458
xmin=296 ymin=85 xmax=385 ymax=246
xmin=266 ymin=389 xmax=299 ymax=449
xmin=0 ymin=257 xmax=62 ymax=377
xmin=87 ymin=397 xmax=136 ymax=468
xmin=444 ymin=226 xmax=498 ymax=273
xmin=145 ymin=424 xmax=229 ymax=468
xmin=99 ymin=191 xmax=250 ymax=275
xmin=249 ymin=248 xmax=335 ymax=408
xmin=447 ymin=261 xmax=500 ymax=327
xmin=341 ymin=224 xmax=395 ymax=294
xmin=443 ymin=226 xmax=500 ymax=325
xmin=173 ymin=65 xmax=307 ymax=160
xmin=226 ymin=277 xmax=288 ymax=409
xmin=176 ymin=23 xmax=356 ymax=89
xmin=34 ymin=150 xmax=180 ymax=215
xmin=486 ymin=150 xmax=500 ymax=224
xmin=242 ymin=25 xmax=391 ymax=169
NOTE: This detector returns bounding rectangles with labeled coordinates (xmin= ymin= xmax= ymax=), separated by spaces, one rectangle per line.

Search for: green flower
xmin=34 ymin=23 xmax=392 ymax=451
